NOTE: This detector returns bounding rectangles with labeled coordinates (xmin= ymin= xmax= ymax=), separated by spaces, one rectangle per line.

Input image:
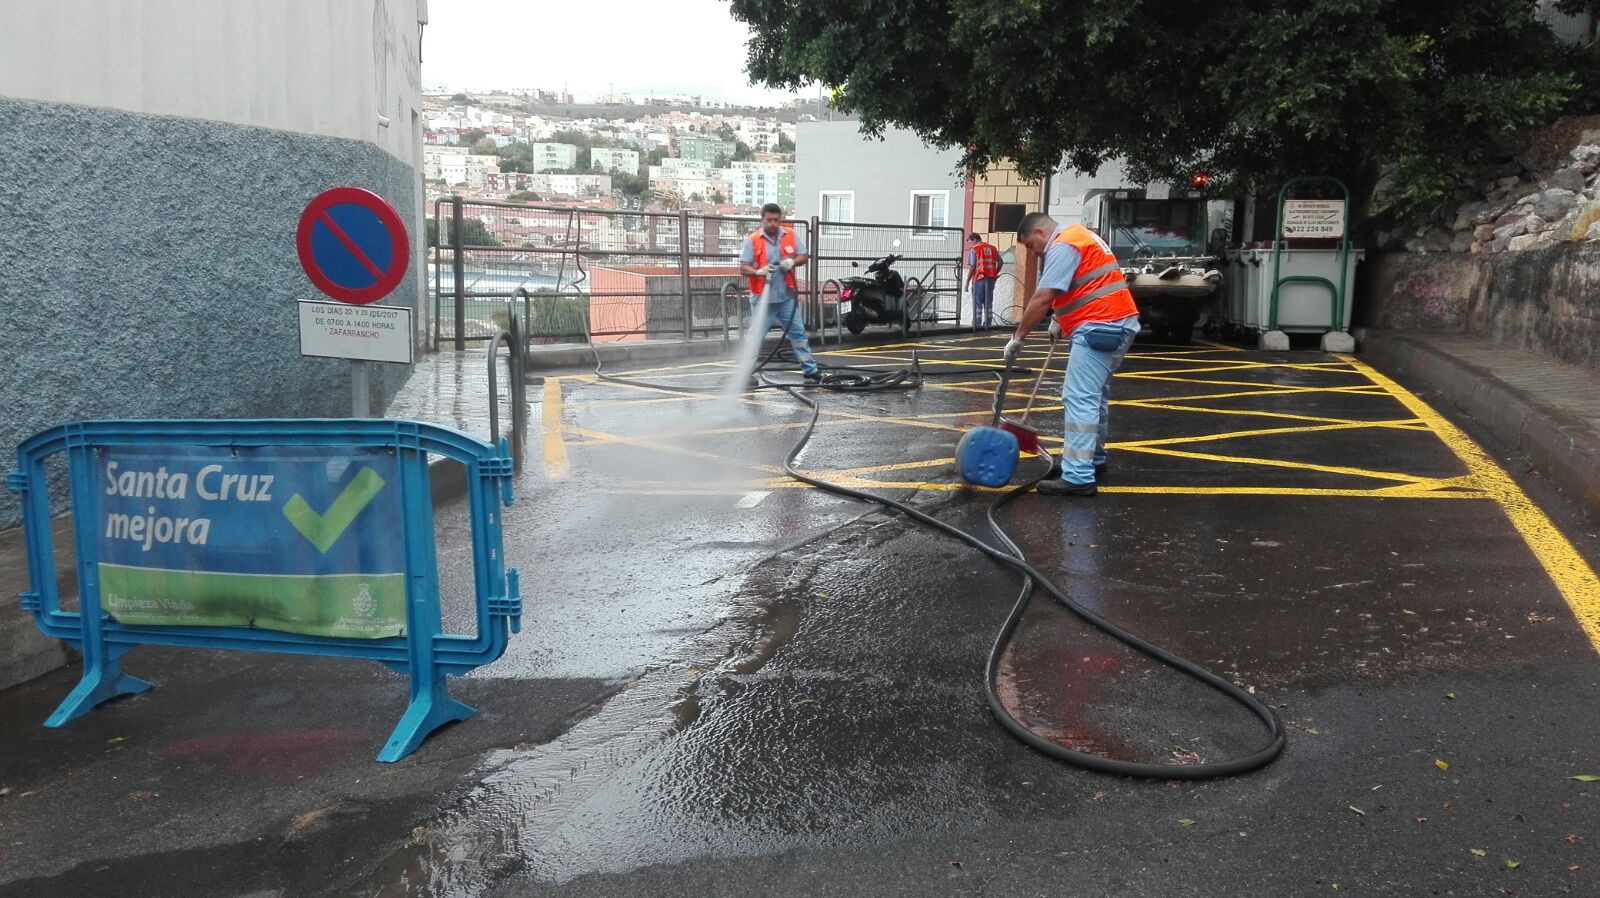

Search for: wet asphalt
xmin=2 ymin=333 xmax=1598 ymax=897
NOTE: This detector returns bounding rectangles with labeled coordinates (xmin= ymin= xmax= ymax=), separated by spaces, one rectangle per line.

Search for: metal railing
xmin=426 ymin=197 xmax=965 ymax=351
xmin=485 ymin=307 xmax=527 ymax=468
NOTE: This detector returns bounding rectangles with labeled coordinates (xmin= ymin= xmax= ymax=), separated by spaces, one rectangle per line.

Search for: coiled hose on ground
xmin=577 ymin=301 xmax=1284 ymax=778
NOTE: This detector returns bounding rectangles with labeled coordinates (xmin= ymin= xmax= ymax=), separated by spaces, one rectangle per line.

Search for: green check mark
xmin=282 ymin=467 xmax=386 ymax=553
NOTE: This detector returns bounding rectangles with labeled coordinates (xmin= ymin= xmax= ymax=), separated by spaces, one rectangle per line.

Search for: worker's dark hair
xmin=968 ymin=232 xmax=981 ymax=242
xmin=761 ymin=202 xmax=783 ymax=217
xmin=1015 ymin=212 xmax=1056 ymax=240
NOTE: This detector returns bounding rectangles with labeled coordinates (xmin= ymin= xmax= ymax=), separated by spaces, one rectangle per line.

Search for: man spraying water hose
xmin=1006 ymin=213 xmax=1141 ymax=497
xmin=739 ymin=203 xmax=821 ymax=384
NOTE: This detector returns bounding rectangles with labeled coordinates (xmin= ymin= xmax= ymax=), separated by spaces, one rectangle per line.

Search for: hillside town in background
xmin=423 ymin=87 xmax=812 ymax=236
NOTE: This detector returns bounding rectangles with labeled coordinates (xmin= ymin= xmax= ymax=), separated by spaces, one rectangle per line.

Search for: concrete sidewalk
xmin=1362 ymin=330 xmax=1600 ymax=522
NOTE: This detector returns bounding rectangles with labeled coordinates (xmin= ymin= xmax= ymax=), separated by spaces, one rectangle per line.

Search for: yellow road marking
xmin=1347 ymin=358 xmax=1600 ymax=651
xmin=1117 ymin=445 xmax=1448 ymax=486
xmin=541 ymin=378 xmax=570 ymax=479
xmin=1119 ymin=400 xmax=1432 ymax=430
xmin=1111 ymin=419 xmax=1419 ymax=451
xmin=1120 ymin=371 xmax=1389 ymax=395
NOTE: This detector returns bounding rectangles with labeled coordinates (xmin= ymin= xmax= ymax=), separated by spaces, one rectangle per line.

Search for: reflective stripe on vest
xmin=748 ymin=227 xmax=799 ymax=296
xmin=1048 ymin=225 xmax=1138 ymax=335
xmin=971 ymin=242 xmax=1000 ymax=279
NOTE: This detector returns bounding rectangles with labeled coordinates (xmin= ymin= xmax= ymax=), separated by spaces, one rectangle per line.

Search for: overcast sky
xmin=423 ymin=0 xmax=806 ymax=104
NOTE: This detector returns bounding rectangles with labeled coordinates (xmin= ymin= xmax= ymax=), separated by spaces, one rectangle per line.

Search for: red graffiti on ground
xmin=158 ymin=729 xmax=367 ymax=782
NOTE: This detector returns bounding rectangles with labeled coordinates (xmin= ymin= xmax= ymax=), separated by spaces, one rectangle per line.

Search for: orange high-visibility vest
xmin=1048 ymin=225 xmax=1138 ymax=336
xmin=747 ymin=226 xmax=799 ymax=296
xmin=970 ymin=241 xmax=1000 ymax=279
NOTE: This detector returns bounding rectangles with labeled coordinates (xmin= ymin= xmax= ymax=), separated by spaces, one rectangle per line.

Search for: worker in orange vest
xmin=1005 ymin=212 xmax=1141 ymax=496
xmin=738 ymin=203 xmax=820 ymax=382
xmin=964 ymin=233 xmax=1002 ymax=329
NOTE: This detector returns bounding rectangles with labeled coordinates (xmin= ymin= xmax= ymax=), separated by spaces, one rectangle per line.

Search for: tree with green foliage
xmin=460 ymin=129 xmax=487 ymax=147
xmin=776 ymin=132 xmax=796 ymax=153
xmin=731 ymin=0 xmax=1598 ymax=216
xmin=612 ymin=170 xmax=651 ymax=196
xmin=450 ymin=93 xmax=470 ymax=103
xmin=425 ymin=217 xmax=501 ymax=248
xmin=731 ymin=140 xmax=755 ymax=162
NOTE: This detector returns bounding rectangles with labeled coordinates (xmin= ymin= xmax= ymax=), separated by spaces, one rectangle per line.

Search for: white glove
xmin=1048 ymin=319 xmax=1063 ymax=342
xmin=1003 ymin=337 xmax=1024 ymax=361
xmin=778 ymin=257 xmax=796 ymax=272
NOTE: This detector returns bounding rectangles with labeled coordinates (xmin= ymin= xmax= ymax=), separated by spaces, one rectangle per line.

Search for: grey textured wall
xmin=0 ymin=96 xmax=420 ymax=528
xmin=1360 ymin=244 xmax=1600 ymax=373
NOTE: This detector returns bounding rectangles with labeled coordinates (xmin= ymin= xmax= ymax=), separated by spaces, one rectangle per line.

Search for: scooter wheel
xmin=844 ymin=311 xmax=867 ymax=334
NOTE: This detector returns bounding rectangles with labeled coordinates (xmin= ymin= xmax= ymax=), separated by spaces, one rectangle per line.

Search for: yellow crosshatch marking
xmin=545 ymin=341 xmax=1600 ymax=655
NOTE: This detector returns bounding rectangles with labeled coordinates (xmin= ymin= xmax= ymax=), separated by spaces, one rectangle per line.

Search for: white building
xmin=531 ymin=142 xmax=579 ymax=172
xmin=648 ymin=158 xmax=712 ymax=181
xmin=726 ymin=160 xmax=795 ymax=207
xmin=425 ymin=147 xmax=501 ymax=188
xmin=590 ymin=147 xmax=641 ymax=175
xmin=486 ymin=172 xmax=613 ymax=197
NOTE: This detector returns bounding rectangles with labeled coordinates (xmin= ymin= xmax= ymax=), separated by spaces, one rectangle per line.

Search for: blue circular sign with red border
xmin=296 ymin=187 xmax=410 ymax=305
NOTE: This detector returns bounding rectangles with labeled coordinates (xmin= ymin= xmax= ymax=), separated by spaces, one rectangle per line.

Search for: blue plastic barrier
xmin=7 ymin=419 xmax=521 ymax=762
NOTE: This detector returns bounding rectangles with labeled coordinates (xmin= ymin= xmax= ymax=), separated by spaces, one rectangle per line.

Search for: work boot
xmin=1036 ymin=478 xmax=1097 ymax=497
xmin=1045 ymin=462 xmax=1108 ymax=481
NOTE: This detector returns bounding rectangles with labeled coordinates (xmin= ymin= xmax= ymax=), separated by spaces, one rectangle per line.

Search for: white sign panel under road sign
xmin=1282 ymin=200 xmax=1346 ymax=238
xmin=298 ymin=301 xmax=414 ymax=365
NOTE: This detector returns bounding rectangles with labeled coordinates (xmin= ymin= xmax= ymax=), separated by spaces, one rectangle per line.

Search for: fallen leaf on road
xmin=1435 ymin=759 xmax=1450 ymax=771
xmin=1348 ymin=806 xmax=1366 ymax=816
xmin=1513 ymin=813 xmax=1525 ymax=823
xmin=0 ymin=787 xmax=10 ymax=797
xmin=1565 ymin=833 xmax=1580 ymax=845
xmin=795 ymin=698 xmax=818 ymax=705
xmin=1470 ymin=848 xmax=1486 ymax=857
xmin=1416 ymin=817 xmax=1428 ymax=825
xmin=1570 ymin=775 xmax=1600 ymax=782
xmin=1504 ymin=859 xmax=1520 ymax=869
xmin=1442 ymin=801 xmax=1452 ymax=811
xmin=1178 ymin=819 xmax=1196 ymax=826
xmin=1446 ymin=692 xmax=1456 ymax=700
xmin=107 ymin=737 xmax=125 ymax=745
xmin=948 ymin=861 xmax=962 ymax=870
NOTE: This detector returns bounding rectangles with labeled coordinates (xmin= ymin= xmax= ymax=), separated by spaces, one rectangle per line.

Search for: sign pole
xmin=351 ymin=360 xmax=371 ymax=417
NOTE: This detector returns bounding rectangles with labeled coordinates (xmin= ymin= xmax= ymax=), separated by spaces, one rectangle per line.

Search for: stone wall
xmin=1361 ymin=242 xmax=1600 ymax=372
xmin=0 ymin=96 xmax=420 ymax=529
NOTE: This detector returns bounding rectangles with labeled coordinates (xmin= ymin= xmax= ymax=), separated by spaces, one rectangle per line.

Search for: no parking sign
xmin=294 ymin=187 xmax=415 ymax=414
xmin=296 ymin=186 xmax=410 ymax=304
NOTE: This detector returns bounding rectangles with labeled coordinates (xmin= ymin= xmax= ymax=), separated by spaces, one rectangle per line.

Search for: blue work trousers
xmin=751 ymin=292 xmax=818 ymax=376
xmin=971 ymin=277 xmax=995 ymax=328
xmin=1057 ymin=315 xmax=1141 ymax=485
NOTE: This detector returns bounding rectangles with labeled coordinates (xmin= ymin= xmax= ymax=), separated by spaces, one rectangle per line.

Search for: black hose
xmin=577 ymin=295 xmax=1285 ymax=778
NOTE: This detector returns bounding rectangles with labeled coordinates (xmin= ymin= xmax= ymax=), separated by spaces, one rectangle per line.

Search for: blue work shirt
xmin=1036 ymin=224 xmax=1083 ymax=294
xmin=738 ymin=227 xmax=808 ymax=299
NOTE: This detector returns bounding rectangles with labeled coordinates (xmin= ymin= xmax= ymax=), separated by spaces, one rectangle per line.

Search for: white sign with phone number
xmin=1282 ymin=200 xmax=1346 ymax=238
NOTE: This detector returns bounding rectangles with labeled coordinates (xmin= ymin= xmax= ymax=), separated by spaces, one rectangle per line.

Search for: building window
xmin=991 ymin=203 xmax=1027 ymax=234
xmin=820 ymin=190 xmax=854 ymax=237
xmin=910 ymin=190 xmax=949 ymax=235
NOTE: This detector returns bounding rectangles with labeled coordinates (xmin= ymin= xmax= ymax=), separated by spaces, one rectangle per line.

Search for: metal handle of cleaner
xmin=1018 ymin=337 xmax=1057 ymax=427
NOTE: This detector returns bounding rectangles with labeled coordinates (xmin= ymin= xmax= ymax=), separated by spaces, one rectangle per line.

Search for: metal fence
xmin=427 ymin=196 xmax=967 ymax=350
